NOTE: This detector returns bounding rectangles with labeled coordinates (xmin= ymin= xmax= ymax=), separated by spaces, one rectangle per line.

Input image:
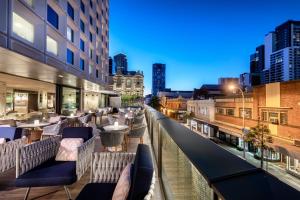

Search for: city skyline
xmin=109 ymin=0 xmax=300 ymax=95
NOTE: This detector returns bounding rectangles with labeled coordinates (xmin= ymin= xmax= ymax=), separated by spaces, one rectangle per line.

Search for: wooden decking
xmin=0 ymin=123 xmax=164 ymax=200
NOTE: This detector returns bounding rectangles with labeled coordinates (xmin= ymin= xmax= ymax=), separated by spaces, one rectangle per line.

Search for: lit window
xmin=89 ymin=64 xmax=93 ymax=75
xmin=67 ymin=26 xmax=74 ymax=42
xmin=12 ymin=12 xmax=34 ymax=43
xmin=46 ymin=36 xmax=58 ymax=55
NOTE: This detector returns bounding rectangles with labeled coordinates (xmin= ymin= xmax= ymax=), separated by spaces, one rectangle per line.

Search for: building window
xmin=47 ymin=5 xmax=59 ymax=29
xmin=80 ymin=0 xmax=85 ymax=13
xmin=89 ymin=64 xmax=93 ymax=75
xmin=89 ymin=32 xmax=93 ymax=42
xmin=80 ymin=20 xmax=85 ymax=33
xmin=126 ymin=79 xmax=131 ymax=88
xmin=216 ymin=107 xmax=224 ymax=115
xmin=12 ymin=12 xmax=34 ymax=43
xmin=96 ymin=55 xmax=99 ymax=64
xmin=226 ymin=108 xmax=234 ymax=116
xmin=280 ymin=113 xmax=288 ymax=125
xmin=67 ymin=48 xmax=74 ymax=65
xmin=96 ymin=26 xmax=99 ymax=34
xmin=67 ymin=27 xmax=74 ymax=42
xmin=90 ymin=0 xmax=93 ymax=8
xmin=89 ymin=49 xmax=93 ymax=59
xmin=80 ymin=39 xmax=85 ymax=52
xmin=96 ymin=69 xmax=99 ymax=78
xmin=96 ymin=12 xmax=99 ymax=19
xmin=80 ymin=58 xmax=85 ymax=71
xmin=239 ymin=108 xmax=252 ymax=119
xmin=67 ymin=2 xmax=74 ymax=20
xmin=116 ymin=78 xmax=122 ymax=88
xmin=89 ymin=16 xmax=93 ymax=26
xmin=46 ymin=36 xmax=58 ymax=55
xmin=24 ymin=0 xmax=33 ymax=7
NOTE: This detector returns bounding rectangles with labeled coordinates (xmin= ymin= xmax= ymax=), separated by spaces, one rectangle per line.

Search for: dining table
xmin=103 ymin=124 xmax=129 ymax=152
xmin=18 ymin=122 xmax=52 ymax=143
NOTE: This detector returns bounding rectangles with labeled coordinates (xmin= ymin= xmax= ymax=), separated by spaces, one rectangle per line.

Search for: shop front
xmin=190 ymin=118 xmax=218 ymax=138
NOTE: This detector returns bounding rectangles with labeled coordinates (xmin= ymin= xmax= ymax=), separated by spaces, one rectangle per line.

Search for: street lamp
xmin=229 ymin=84 xmax=246 ymax=159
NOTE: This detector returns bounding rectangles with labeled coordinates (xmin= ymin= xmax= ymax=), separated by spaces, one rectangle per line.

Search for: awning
xmin=268 ymin=137 xmax=300 ymax=160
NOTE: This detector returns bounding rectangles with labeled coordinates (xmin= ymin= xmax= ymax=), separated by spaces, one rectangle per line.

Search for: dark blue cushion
xmin=0 ymin=127 xmax=22 ymax=141
xmin=76 ymin=183 xmax=117 ymax=200
xmin=128 ymin=144 xmax=154 ymax=200
xmin=62 ymin=127 xmax=93 ymax=142
xmin=15 ymin=158 xmax=76 ymax=187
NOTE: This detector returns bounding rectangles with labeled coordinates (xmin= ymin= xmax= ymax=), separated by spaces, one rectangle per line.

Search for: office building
xmin=0 ymin=0 xmax=111 ymax=114
xmin=113 ymin=53 xmax=128 ymax=74
xmin=152 ymin=63 xmax=166 ymax=96
xmin=254 ymin=20 xmax=300 ymax=84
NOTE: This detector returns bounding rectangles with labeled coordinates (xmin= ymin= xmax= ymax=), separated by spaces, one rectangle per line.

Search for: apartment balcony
xmin=0 ymin=106 xmax=300 ymax=199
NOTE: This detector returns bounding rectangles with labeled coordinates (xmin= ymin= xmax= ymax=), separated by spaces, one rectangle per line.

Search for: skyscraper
xmin=250 ymin=45 xmax=265 ymax=85
xmin=113 ymin=53 xmax=128 ymax=74
xmin=152 ymin=63 xmax=166 ymax=96
xmin=109 ymin=57 xmax=113 ymax=75
xmin=258 ymin=20 xmax=300 ymax=84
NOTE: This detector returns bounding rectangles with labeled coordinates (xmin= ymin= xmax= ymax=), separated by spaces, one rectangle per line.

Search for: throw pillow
xmin=55 ymin=138 xmax=83 ymax=161
xmin=112 ymin=163 xmax=132 ymax=200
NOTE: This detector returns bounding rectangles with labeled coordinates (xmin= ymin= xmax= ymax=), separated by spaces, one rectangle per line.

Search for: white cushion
xmin=0 ymin=125 xmax=10 ymax=127
xmin=55 ymin=138 xmax=83 ymax=161
xmin=49 ymin=116 xmax=61 ymax=123
xmin=112 ymin=163 xmax=132 ymax=200
xmin=0 ymin=138 xmax=6 ymax=144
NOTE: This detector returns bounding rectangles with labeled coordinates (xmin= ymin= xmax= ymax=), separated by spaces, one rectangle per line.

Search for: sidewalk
xmin=182 ymin=123 xmax=300 ymax=191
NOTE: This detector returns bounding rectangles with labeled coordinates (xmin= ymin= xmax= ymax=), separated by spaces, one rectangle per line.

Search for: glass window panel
xmin=46 ymin=36 xmax=58 ymax=55
xmin=12 ymin=12 xmax=34 ymax=43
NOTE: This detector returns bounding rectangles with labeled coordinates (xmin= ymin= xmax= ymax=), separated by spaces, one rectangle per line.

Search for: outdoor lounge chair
xmin=0 ymin=127 xmax=26 ymax=173
xmin=127 ymin=124 xmax=147 ymax=144
xmin=15 ymin=127 xmax=96 ymax=200
xmin=76 ymin=144 xmax=155 ymax=200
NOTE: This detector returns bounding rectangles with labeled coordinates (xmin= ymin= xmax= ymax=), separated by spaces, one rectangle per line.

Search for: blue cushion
xmin=0 ymin=127 xmax=22 ymax=141
xmin=128 ymin=144 xmax=154 ymax=200
xmin=15 ymin=158 xmax=76 ymax=187
xmin=76 ymin=183 xmax=117 ymax=200
xmin=62 ymin=127 xmax=93 ymax=142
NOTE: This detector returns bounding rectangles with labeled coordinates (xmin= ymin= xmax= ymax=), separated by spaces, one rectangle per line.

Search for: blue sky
xmin=109 ymin=0 xmax=300 ymax=95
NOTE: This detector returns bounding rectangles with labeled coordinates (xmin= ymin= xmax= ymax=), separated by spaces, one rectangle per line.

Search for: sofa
xmin=15 ymin=127 xmax=95 ymax=200
xmin=76 ymin=144 xmax=155 ymax=200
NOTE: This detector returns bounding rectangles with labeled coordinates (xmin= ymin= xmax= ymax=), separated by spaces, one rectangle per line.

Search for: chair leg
xmin=64 ymin=186 xmax=72 ymax=200
xmin=24 ymin=187 xmax=31 ymax=200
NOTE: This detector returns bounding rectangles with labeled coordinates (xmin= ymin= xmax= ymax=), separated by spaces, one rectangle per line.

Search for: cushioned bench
xmin=15 ymin=127 xmax=96 ymax=200
xmin=76 ymin=144 xmax=155 ymax=200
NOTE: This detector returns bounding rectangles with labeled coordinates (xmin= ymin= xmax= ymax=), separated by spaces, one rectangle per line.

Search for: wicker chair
xmin=76 ymin=144 xmax=155 ymax=200
xmin=127 ymin=124 xmax=147 ymax=144
xmin=133 ymin=115 xmax=144 ymax=126
xmin=100 ymin=129 xmax=127 ymax=152
xmin=41 ymin=119 xmax=68 ymax=139
xmin=0 ymin=127 xmax=26 ymax=173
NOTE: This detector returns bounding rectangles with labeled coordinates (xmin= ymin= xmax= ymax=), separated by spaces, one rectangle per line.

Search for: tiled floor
xmin=0 ymin=118 xmax=164 ymax=200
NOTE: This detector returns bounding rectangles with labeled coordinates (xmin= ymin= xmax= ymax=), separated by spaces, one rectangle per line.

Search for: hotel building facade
xmin=0 ymin=0 xmax=112 ymax=115
xmin=187 ymin=81 xmax=300 ymax=178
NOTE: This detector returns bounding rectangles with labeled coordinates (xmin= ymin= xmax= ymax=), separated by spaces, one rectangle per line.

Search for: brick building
xmin=187 ymin=81 xmax=300 ymax=178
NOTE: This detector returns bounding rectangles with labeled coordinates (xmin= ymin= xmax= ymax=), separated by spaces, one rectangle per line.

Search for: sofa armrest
xmin=0 ymin=138 xmax=26 ymax=173
xmin=16 ymin=137 xmax=60 ymax=178
xmin=77 ymin=136 xmax=96 ymax=180
xmin=90 ymin=152 xmax=135 ymax=183
xmin=144 ymin=172 xmax=156 ymax=200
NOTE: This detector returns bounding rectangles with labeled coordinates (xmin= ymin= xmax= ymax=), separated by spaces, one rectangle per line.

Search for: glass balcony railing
xmin=144 ymin=105 xmax=300 ymax=200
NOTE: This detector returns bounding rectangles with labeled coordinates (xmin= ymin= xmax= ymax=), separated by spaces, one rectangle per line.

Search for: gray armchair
xmin=41 ymin=119 xmax=68 ymax=139
xmin=100 ymin=130 xmax=127 ymax=152
xmin=127 ymin=124 xmax=147 ymax=144
xmin=133 ymin=115 xmax=144 ymax=125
